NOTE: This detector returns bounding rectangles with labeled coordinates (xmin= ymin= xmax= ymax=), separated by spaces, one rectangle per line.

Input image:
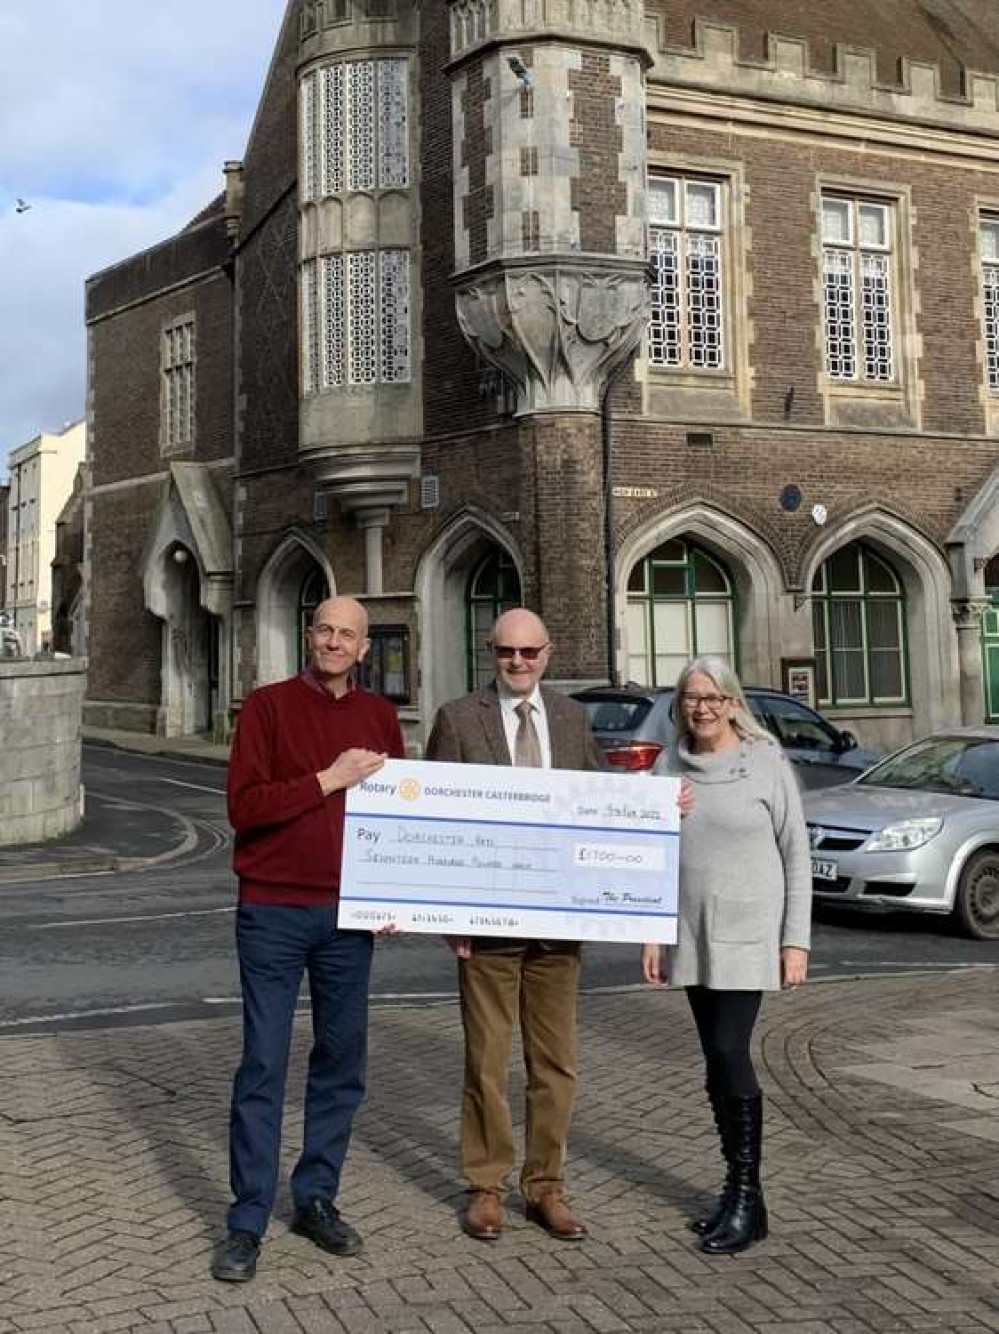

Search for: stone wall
xmin=0 ymin=659 xmax=85 ymax=846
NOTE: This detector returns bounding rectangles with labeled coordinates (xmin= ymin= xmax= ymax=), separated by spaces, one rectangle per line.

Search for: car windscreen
xmin=857 ymin=736 xmax=999 ymax=800
xmin=578 ymin=696 xmax=655 ymax=734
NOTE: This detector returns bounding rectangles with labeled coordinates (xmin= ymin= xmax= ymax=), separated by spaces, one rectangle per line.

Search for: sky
xmin=0 ymin=1 xmax=286 ymax=467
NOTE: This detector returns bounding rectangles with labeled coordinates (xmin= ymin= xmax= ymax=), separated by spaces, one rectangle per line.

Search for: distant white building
xmin=6 ymin=421 xmax=86 ymax=654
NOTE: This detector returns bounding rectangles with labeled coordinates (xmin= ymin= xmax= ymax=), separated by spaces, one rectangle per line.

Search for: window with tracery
xmin=302 ymin=250 xmax=411 ymax=392
xmin=466 ymin=549 xmax=522 ymax=690
xmin=301 ymin=58 xmax=409 ymax=202
xmin=161 ymin=319 xmax=195 ymax=452
xmin=811 ymin=543 xmax=908 ymax=706
xmin=625 ymin=538 xmax=735 ymax=686
xmin=980 ymin=216 xmax=999 ymax=392
xmin=822 ymin=196 xmax=895 ymax=383
xmin=648 ymin=176 xmax=724 ymax=371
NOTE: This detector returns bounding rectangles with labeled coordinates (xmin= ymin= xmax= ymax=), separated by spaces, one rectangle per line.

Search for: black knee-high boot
xmin=700 ymin=1094 xmax=768 ymax=1255
xmin=690 ymin=1082 xmax=736 ymax=1235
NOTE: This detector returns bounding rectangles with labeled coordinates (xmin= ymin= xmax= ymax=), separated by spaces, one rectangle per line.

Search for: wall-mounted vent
xmin=313 ymin=488 xmax=329 ymax=522
xmin=420 ymin=474 xmax=440 ymax=510
xmin=686 ymin=431 xmax=714 ymax=449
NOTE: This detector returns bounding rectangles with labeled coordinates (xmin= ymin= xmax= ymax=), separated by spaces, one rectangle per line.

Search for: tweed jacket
xmin=425 ymin=682 xmax=603 ymax=773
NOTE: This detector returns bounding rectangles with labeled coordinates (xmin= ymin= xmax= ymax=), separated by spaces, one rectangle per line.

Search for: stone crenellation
xmin=449 ymin=0 xmax=649 ymax=63
xmin=647 ymin=17 xmax=999 ymax=133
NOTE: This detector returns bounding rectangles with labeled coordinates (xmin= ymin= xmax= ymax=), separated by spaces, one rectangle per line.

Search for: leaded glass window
xmin=466 ymin=549 xmax=522 ymax=691
xmin=648 ymin=176 xmax=724 ymax=371
xmin=321 ymin=256 xmax=345 ymax=389
xmin=347 ymin=61 xmax=376 ymax=191
xmin=303 ymin=251 xmax=411 ymax=392
xmin=822 ymin=197 xmax=895 ymax=383
xmin=348 ymin=251 xmax=379 ymax=384
xmin=980 ymin=217 xmax=999 ymax=392
xmin=811 ymin=543 xmax=907 ymax=705
xmin=377 ymin=59 xmax=409 ymax=189
xmin=162 ymin=319 xmax=195 ymax=451
xmin=379 ymin=250 xmax=411 ymax=383
xmin=301 ymin=73 xmax=318 ymax=202
xmin=626 ymin=539 xmax=735 ymax=686
xmin=301 ymin=58 xmax=409 ymax=201
xmin=302 ymin=260 xmax=320 ymax=395
xmin=321 ymin=65 xmax=344 ymax=197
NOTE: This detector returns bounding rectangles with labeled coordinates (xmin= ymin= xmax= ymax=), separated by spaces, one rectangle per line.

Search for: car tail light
xmin=603 ymin=742 xmax=663 ymax=772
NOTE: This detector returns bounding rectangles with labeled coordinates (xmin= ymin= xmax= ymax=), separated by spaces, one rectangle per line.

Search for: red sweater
xmin=228 ymin=674 xmax=405 ymax=906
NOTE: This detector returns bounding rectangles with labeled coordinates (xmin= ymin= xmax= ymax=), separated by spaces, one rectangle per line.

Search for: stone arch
xmin=256 ymin=530 xmax=336 ymax=686
xmin=616 ymin=503 xmax=786 ymax=688
xmin=142 ymin=467 xmax=232 ymax=737
xmin=414 ymin=509 xmax=524 ymax=738
xmin=802 ymin=507 xmax=958 ymax=737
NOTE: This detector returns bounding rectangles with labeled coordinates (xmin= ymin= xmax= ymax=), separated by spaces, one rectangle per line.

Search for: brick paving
xmin=1 ymin=970 xmax=998 ymax=1332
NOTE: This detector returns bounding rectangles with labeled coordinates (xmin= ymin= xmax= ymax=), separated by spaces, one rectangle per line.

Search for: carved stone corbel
xmin=455 ymin=259 xmax=649 ymax=414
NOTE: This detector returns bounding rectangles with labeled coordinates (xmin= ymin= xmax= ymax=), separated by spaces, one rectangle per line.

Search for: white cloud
xmin=0 ymin=0 xmax=286 ymax=459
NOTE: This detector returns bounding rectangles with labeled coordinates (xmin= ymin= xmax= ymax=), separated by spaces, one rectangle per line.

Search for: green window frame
xmin=625 ymin=538 xmax=736 ymax=687
xmin=811 ymin=542 xmax=908 ymax=706
xmin=466 ymin=549 xmax=521 ymax=690
xmin=298 ymin=566 xmax=328 ymax=671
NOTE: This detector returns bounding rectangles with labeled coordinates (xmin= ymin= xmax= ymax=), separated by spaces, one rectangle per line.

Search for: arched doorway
xmin=161 ymin=545 xmax=218 ymax=736
xmin=466 ymin=548 xmax=522 ymax=690
xmin=256 ymin=532 xmax=335 ymax=686
xmin=414 ymin=512 xmax=524 ymax=734
xmin=298 ymin=567 xmax=327 ymax=671
xmin=624 ymin=537 xmax=736 ymax=686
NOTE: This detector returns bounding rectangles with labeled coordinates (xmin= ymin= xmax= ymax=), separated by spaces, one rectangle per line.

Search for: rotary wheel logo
xmin=398 ymin=778 xmax=422 ymax=802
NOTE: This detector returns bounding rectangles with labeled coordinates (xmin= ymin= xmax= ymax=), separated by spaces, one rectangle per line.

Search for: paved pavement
xmin=4 ymin=730 xmax=999 ymax=1331
xmin=2 ymin=966 xmax=999 ymax=1333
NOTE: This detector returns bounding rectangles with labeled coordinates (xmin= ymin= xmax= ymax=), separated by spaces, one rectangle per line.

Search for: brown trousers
xmin=457 ymin=941 xmax=580 ymax=1201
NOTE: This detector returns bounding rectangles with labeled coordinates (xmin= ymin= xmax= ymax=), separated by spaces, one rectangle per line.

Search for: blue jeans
xmin=226 ymin=903 xmax=373 ymax=1239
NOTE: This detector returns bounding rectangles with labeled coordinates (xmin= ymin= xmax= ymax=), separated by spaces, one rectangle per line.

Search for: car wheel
xmin=954 ymin=850 xmax=999 ymax=941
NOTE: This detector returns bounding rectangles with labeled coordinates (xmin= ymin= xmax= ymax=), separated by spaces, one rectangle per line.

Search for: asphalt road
xmin=0 ymin=743 xmax=996 ymax=1035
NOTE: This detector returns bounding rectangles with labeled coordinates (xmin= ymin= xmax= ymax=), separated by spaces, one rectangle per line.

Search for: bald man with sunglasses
xmin=425 ymin=609 xmax=603 ymax=1243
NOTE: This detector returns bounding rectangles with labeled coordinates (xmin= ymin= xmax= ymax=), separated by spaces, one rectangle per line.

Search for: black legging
xmin=686 ymin=986 xmax=763 ymax=1098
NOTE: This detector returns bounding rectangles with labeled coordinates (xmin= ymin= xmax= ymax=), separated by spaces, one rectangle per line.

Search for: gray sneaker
xmin=291 ymin=1199 xmax=363 ymax=1255
xmin=211 ymin=1230 xmax=260 ymax=1282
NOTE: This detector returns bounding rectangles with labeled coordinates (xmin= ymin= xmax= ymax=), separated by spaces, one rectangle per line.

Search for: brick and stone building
xmin=0 ymin=482 xmax=9 ymax=614
xmin=6 ymin=420 xmax=86 ymax=655
xmin=51 ymin=464 xmax=86 ymax=657
xmin=85 ymin=0 xmax=999 ymax=744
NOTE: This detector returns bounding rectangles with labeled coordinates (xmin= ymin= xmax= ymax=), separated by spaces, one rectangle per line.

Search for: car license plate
xmin=811 ymin=857 xmax=838 ymax=881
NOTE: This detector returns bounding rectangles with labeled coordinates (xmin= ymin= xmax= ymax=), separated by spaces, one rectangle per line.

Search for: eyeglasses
xmin=491 ymin=643 xmax=549 ymax=661
xmin=678 ymin=692 xmax=730 ymax=712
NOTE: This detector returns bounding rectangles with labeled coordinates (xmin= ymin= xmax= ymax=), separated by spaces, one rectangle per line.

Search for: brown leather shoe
xmin=525 ymin=1192 xmax=588 ymax=1240
xmin=461 ymin=1190 xmax=504 ymax=1241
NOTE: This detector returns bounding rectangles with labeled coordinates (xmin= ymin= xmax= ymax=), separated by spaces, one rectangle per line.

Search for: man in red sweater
xmin=212 ymin=596 xmax=404 ymax=1284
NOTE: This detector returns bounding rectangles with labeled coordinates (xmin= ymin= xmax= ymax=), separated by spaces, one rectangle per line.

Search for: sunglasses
xmin=491 ymin=643 xmax=549 ymax=661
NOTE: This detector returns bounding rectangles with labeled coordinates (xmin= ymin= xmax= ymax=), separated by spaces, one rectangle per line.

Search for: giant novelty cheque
xmin=338 ymin=759 xmax=679 ymax=944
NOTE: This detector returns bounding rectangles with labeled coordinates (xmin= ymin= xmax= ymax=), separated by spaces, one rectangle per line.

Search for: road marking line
xmin=31 ymin=907 xmax=236 ymax=930
xmin=839 ymin=961 xmax=996 ymax=969
xmin=158 ymin=778 xmax=226 ymax=795
xmin=0 ymin=1003 xmax=175 ymax=1029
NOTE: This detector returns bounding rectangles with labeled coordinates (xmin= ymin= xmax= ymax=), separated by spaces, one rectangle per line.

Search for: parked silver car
xmin=803 ymin=727 xmax=999 ymax=940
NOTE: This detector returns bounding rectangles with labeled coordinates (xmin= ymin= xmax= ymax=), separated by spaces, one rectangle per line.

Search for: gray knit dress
xmin=668 ymin=736 xmax=812 ymax=991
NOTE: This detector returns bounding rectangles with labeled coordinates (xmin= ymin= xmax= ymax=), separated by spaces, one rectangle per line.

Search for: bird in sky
xmin=15 ymin=198 xmax=31 ymax=213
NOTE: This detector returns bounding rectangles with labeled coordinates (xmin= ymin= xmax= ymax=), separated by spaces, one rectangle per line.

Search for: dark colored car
xmin=572 ymin=683 xmax=882 ymax=789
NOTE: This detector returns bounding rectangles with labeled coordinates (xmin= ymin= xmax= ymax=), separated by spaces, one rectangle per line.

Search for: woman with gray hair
xmin=642 ymin=656 xmax=811 ymax=1254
